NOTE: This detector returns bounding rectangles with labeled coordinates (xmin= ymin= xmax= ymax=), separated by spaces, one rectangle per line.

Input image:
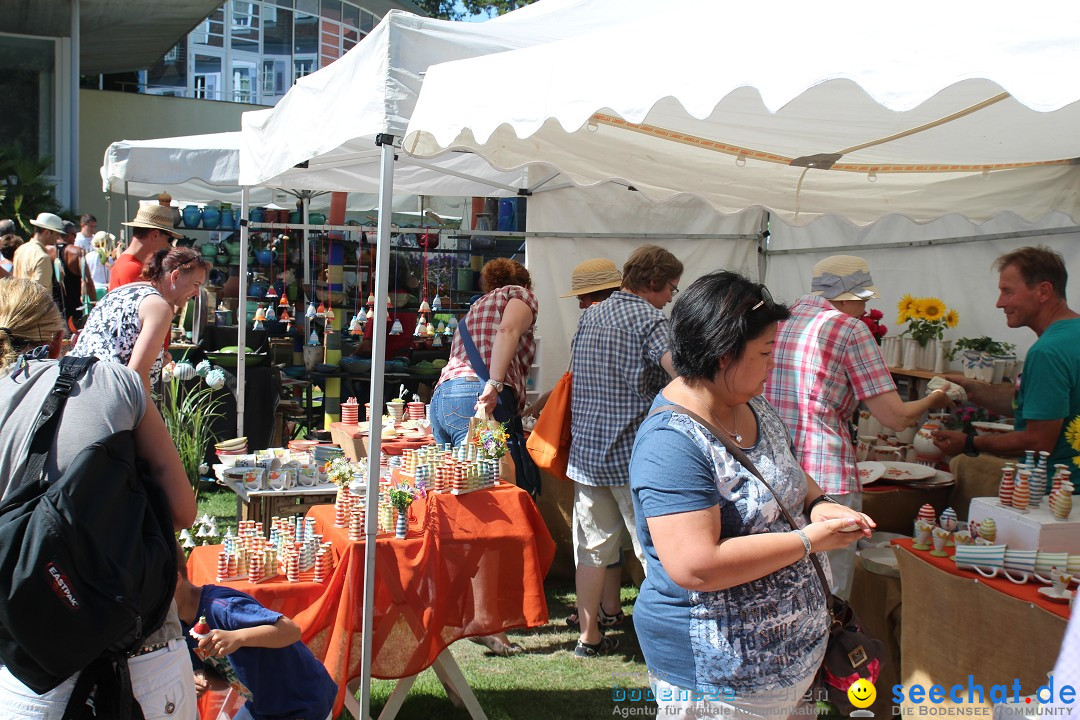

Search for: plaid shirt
xmin=438 ymin=285 xmax=538 ymax=415
xmin=764 ymin=294 xmax=896 ymax=494
xmin=568 ymin=291 xmax=671 ymax=487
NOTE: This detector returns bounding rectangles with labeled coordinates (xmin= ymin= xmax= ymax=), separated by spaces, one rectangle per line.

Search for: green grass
xmin=194 ymin=490 xmax=653 ymax=720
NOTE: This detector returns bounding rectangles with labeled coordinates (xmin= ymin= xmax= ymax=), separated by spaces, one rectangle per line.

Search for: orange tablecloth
xmin=892 ymin=538 xmax=1069 ymax=619
xmin=189 ymin=483 xmax=554 ymax=716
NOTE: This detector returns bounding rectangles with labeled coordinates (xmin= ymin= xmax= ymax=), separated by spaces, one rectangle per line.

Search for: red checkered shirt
xmin=764 ymin=294 xmax=896 ymax=495
xmin=437 ymin=285 xmax=538 ymax=415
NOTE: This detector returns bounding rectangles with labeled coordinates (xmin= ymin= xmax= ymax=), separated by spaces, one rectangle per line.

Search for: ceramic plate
xmin=1037 ymin=586 xmax=1074 ymax=603
xmin=856 ymin=461 xmax=886 ymax=486
xmin=971 ymin=421 xmax=1013 ymax=435
xmin=878 ymin=461 xmax=937 ymax=483
xmin=858 ymin=546 xmax=900 ymax=578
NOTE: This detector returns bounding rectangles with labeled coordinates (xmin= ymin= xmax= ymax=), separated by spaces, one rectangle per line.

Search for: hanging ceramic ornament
xmin=443 ymin=324 xmax=453 ymax=337
xmin=173 ymin=362 xmax=197 ymax=381
xmin=432 ymin=334 xmax=443 ymax=347
xmin=366 ymin=293 xmax=376 ymax=307
xmin=308 ymin=329 xmax=320 ymax=346
xmin=254 ymin=305 xmax=267 ymax=322
xmin=253 ymin=318 xmax=264 ymax=331
xmin=265 ymin=284 xmax=278 ymax=299
xmin=278 ymin=292 xmax=289 ymax=307
xmin=316 ymin=302 xmax=326 ymax=318
xmin=365 ymin=307 xmax=375 ymax=321
xmin=195 ymin=359 xmax=212 ymax=377
xmin=265 ymin=305 xmax=277 ymax=321
xmin=324 ymin=307 xmax=335 ymax=322
xmin=349 ymin=315 xmax=363 ymax=335
xmin=426 ymin=323 xmax=436 ymax=337
xmin=436 ymin=321 xmax=447 ymax=334
xmin=448 ymin=315 xmax=458 ymax=331
xmin=431 ymin=295 xmax=442 ymax=311
xmin=279 ymin=307 xmax=291 ymax=321
xmin=390 ymin=318 xmax=404 ymax=335
xmin=419 ymin=300 xmax=431 ymax=313
xmin=324 ymin=322 xmax=335 ymax=335
xmin=413 ymin=318 xmax=426 ymax=336
xmin=306 ymin=302 xmax=317 ymax=319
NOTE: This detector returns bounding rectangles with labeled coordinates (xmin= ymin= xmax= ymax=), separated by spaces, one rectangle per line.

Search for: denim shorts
xmin=430 ymin=377 xmax=484 ymax=446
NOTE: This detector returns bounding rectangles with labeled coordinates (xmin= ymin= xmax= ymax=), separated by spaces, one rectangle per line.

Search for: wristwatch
xmin=807 ymin=494 xmax=838 ymax=515
xmin=486 ymin=379 xmax=505 ymax=392
xmin=964 ymin=432 xmax=979 ymax=457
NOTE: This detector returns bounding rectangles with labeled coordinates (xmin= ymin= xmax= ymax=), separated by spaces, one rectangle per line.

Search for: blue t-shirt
xmin=630 ymin=393 xmax=828 ymax=697
xmin=183 ymin=585 xmax=336 ymax=720
xmin=1014 ymin=317 xmax=1080 ymax=478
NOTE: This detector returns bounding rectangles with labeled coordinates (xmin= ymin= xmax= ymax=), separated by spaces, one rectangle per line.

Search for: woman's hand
xmin=809 ymin=501 xmax=875 ymax=531
xmin=803 ymin=516 xmax=872 ymax=552
xmin=476 ymin=382 xmax=499 ymax=417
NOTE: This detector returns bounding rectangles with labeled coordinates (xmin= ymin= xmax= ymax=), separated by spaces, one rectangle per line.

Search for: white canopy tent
xmin=403 ymin=0 xmax=1080 ymax=227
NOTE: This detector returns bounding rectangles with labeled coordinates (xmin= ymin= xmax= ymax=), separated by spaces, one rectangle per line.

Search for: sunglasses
xmin=750 ymin=285 xmax=776 ymax=312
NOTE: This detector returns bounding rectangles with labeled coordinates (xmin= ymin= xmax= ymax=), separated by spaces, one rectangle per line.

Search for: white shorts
xmin=0 ymin=638 xmax=196 ymax=720
xmin=573 ymin=483 xmax=644 ymax=569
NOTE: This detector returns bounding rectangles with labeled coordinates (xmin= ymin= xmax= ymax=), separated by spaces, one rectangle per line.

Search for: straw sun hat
xmin=29 ymin=212 xmax=65 ymax=234
xmin=122 ymin=204 xmax=182 ymax=238
xmin=560 ymin=258 xmax=623 ymax=298
xmin=810 ymin=255 xmax=879 ymax=301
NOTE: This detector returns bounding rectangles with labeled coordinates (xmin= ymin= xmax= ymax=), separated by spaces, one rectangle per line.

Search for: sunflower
xmin=944 ymin=309 xmax=959 ymax=328
xmin=919 ymin=297 xmax=945 ymax=322
xmin=896 ymin=294 xmax=918 ymax=323
xmin=1065 ymin=416 xmax=1080 ymax=453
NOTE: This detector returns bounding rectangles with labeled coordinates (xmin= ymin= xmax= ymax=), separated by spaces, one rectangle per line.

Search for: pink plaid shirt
xmin=764 ymin=294 xmax=896 ymax=494
xmin=438 ymin=285 xmax=538 ymax=415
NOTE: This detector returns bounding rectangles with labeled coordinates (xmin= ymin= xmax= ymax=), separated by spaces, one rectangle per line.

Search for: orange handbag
xmin=526 ymin=370 xmax=572 ymax=481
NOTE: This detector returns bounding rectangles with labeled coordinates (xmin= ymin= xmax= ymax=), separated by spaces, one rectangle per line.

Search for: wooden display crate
xmin=238 ymin=489 xmax=337 ymax=526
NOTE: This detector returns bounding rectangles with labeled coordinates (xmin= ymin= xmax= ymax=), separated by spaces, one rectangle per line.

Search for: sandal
xmin=565 ymin=606 xmax=626 ymax=629
xmin=469 ymin=635 xmax=526 ymax=657
xmin=574 ymin=636 xmax=619 ymax=658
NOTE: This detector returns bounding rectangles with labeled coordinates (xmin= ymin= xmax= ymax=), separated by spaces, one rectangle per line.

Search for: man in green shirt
xmin=935 ymin=246 xmax=1080 ymax=484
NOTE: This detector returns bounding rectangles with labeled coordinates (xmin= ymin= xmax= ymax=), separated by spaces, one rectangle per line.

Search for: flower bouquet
xmin=859 ymin=308 xmax=888 ymax=343
xmin=387 ymin=484 xmax=417 ymax=538
xmin=896 ymin=295 xmax=958 ymax=347
xmin=472 ymin=421 xmax=510 ymax=460
xmin=325 ymin=456 xmax=360 ymax=487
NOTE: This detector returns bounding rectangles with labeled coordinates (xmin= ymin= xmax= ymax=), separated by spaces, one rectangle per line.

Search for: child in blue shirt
xmin=176 ymin=557 xmax=337 ymax=720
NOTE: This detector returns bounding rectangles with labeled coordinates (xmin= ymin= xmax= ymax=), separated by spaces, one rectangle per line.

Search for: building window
xmin=0 ymin=34 xmax=57 ymax=169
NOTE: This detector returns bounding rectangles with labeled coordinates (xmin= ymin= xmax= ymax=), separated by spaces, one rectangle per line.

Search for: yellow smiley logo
xmin=848 ymin=678 xmax=876 ymax=709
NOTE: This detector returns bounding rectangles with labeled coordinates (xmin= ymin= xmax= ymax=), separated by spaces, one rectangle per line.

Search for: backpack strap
xmin=18 ymin=356 xmax=98 ymax=490
xmin=61 ymin=652 xmax=144 ymax=720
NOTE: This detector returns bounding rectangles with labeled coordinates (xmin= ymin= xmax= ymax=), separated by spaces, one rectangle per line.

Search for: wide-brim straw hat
xmin=91 ymin=231 xmax=116 ymax=249
xmin=560 ymin=258 xmax=623 ymax=298
xmin=29 ymin=212 xmax=65 ymax=234
xmin=811 ymin=255 xmax=879 ymax=301
xmin=122 ymin=204 xmax=182 ymax=238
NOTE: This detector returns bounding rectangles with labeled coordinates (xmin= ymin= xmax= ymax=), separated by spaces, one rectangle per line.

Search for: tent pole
xmin=237 ymin=187 xmax=249 ymax=437
xmin=123 ymin=182 xmax=130 ymax=244
xmin=757 ymin=211 xmax=770 ymax=282
xmin=303 ymin=197 xmax=311 ymax=326
xmin=360 ymin=133 xmax=396 ymax=720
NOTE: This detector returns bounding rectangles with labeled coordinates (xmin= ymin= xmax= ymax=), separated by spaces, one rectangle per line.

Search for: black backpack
xmin=0 ymin=356 xmax=179 ymax=716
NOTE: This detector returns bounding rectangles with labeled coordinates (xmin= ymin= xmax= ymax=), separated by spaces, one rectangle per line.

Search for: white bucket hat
xmin=29 ymin=212 xmax=65 ymax=234
xmin=811 ymin=255 xmax=879 ymax=301
xmin=560 ymin=258 xmax=623 ymax=298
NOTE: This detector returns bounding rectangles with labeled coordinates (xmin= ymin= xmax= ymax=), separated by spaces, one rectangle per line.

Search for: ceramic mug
xmin=1068 ymin=554 xmax=1080 ymax=575
xmin=240 ymin=468 xmax=264 ymax=492
xmin=955 ymin=543 xmax=1007 ymax=578
xmin=1035 ymin=552 xmax=1070 ymax=583
xmin=266 ymin=469 xmax=296 ymax=491
xmin=871 ymin=445 xmax=904 ymax=462
xmin=297 ymin=464 xmax=317 ymax=487
xmin=856 ymin=435 xmax=877 ymax=463
xmin=1003 ymin=548 xmax=1038 ymax=584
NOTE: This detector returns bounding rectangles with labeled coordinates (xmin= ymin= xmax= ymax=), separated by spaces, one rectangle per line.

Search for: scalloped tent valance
xmin=403 ymin=0 xmax=1080 ymax=226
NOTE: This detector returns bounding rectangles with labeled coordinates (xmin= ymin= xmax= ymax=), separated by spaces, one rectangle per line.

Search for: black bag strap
xmin=457 ymin=319 xmax=503 ymax=410
xmin=62 ymin=652 xmax=144 ymax=720
xmin=18 ymin=356 xmax=98 ymax=491
xmin=650 ymin=403 xmax=834 ymax=606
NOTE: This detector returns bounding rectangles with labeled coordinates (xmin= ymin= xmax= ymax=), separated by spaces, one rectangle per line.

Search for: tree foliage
xmin=0 ymin=144 xmax=62 ymax=235
xmin=412 ymin=0 xmax=538 ymax=21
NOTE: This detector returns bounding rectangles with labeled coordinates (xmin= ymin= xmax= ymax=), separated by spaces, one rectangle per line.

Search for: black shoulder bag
xmin=652 ymin=403 xmax=884 ymax=716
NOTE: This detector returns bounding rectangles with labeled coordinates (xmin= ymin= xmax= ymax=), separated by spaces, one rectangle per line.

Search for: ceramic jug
xmin=182 ymin=204 xmax=202 ymax=229
xmin=913 ymin=418 xmax=943 ymax=465
xmin=202 ymin=204 xmax=221 ymax=230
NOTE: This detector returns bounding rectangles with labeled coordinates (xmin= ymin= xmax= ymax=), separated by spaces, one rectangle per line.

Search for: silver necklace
xmin=709 ymin=406 xmax=743 ymax=444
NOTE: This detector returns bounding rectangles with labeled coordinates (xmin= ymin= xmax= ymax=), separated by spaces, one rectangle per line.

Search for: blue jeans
xmin=430 ymin=377 xmax=484 ymax=446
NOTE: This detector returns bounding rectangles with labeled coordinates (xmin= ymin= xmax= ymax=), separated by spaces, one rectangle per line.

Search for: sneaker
xmin=573 ymin=636 xmax=619 ymax=658
xmin=565 ymin=606 xmax=626 ymax=629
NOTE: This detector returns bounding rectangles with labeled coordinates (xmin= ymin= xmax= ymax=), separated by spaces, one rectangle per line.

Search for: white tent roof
xmin=403 ymin=0 xmax=1080 ymax=226
xmin=238 ymin=3 xmax=645 ymax=189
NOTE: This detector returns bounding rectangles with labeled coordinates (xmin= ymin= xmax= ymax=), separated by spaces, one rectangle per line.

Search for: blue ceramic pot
xmin=255 ymin=249 xmax=277 ymax=266
xmin=248 ymin=282 xmax=268 ymax=298
xmin=249 ymin=207 xmax=266 ymax=223
xmin=202 ymin=205 xmax=221 ymax=229
xmin=182 ymin=205 xmax=202 ymax=229
xmin=219 ymin=204 xmax=234 ymax=230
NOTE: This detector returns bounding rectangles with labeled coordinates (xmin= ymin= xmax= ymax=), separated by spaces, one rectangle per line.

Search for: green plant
xmin=946 ymin=336 xmax=1016 ymax=362
xmin=159 ymin=379 xmax=224 ymax=503
xmin=942 ymin=403 xmax=1006 ymax=434
xmin=0 ymin=143 xmax=63 ymax=235
xmin=387 ymin=484 xmax=416 ymax=513
xmin=896 ymin=295 xmax=959 ymax=347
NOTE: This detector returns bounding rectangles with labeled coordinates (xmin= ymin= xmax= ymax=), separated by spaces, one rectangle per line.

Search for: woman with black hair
xmin=629 ymin=270 xmax=874 ymax=719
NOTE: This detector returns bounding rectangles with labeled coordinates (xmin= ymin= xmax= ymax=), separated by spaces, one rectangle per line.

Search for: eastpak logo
xmin=46 ymin=563 xmax=80 ymax=610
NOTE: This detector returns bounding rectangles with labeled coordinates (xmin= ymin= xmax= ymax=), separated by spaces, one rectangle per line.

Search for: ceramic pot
xmin=222 ymin=266 xmax=241 ymax=299
xmin=255 ymin=249 xmax=277 ymax=266
xmin=913 ymin=419 xmax=943 ymax=465
xmin=182 ymin=205 xmax=202 ymax=229
xmin=900 ymin=338 xmax=919 ymax=369
xmin=202 ymin=205 xmax=221 ymax=229
xmin=308 ymin=212 xmax=326 ymax=226
xmin=219 ymin=203 xmax=234 ymax=230
xmin=249 ymin=207 xmax=266 ymax=223
xmin=290 ymin=211 xmax=302 ymax=224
